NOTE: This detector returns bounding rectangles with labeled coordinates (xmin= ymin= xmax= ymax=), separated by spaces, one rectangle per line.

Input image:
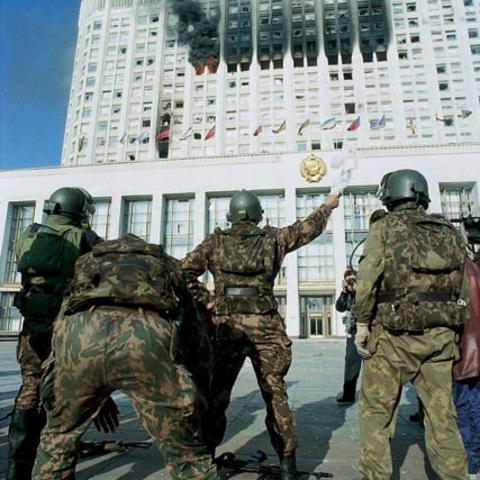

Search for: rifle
xmin=79 ymin=440 xmax=152 ymax=458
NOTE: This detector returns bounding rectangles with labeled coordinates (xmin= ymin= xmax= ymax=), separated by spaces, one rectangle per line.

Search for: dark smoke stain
xmin=169 ymin=0 xmax=220 ymax=74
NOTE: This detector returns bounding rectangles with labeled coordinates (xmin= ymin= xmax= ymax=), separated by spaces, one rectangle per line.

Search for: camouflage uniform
xmin=8 ymin=214 xmax=101 ymax=480
xmin=352 ymin=204 xmax=470 ymax=480
xmin=181 ymin=204 xmax=333 ymax=459
xmin=32 ymin=234 xmax=216 ymax=480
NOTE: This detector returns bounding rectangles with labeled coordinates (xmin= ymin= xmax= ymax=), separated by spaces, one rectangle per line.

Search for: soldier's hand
xmin=354 ymin=324 xmax=372 ymax=359
xmin=324 ymin=193 xmax=341 ymax=210
xmin=94 ymin=396 xmax=120 ymax=434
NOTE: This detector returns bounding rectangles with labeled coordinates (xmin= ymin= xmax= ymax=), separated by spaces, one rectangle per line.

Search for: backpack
xmin=63 ymin=234 xmax=181 ymax=316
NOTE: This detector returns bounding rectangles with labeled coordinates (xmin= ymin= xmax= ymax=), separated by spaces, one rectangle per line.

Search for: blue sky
xmin=0 ymin=1 xmax=80 ymax=170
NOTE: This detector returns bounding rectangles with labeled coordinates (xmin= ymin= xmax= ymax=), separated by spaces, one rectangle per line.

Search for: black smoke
xmin=169 ymin=0 xmax=220 ymax=73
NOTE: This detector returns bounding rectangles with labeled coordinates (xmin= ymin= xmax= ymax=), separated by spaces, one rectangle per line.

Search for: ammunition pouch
xmin=377 ymin=291 xmax=468 ymax=332
xmin=14 ymin=290 xmax=62 ymax=318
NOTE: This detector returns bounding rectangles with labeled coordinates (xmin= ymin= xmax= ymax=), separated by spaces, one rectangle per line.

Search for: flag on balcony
xmin=156 ymin=128 xmax=170 ymax=142
xmin=297 ymin=118 xmax=310 ymax=136
xmin=407 ymin=117 xmax=416 ymax=135
xmin=253 ymin=125 xmax=263 ymax=136
xmin=370 ymin=114 xmax=386 ymax=130
xmin=347 ymin=116 xmax=360 ymax=131
xmin=272 ymin=120 xmax=286 ymax=134
xmin=179 ymin=127 xmax=193 ymax=141
xmin=461 ymin=108 xmax=472 ymax=119
xmin=320 ymin=117 xmax=337 ymax=130
xmin=204 ymin=125 xmax=216 ymax=140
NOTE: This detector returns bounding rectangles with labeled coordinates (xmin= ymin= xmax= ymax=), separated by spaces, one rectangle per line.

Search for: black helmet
xmin=226 ymin=190 xmax=264 ymax=224
xmin=378 ymin=169 xmax=430 ymax=210
xmin=44 ymin=187 xmax=95 ymax=221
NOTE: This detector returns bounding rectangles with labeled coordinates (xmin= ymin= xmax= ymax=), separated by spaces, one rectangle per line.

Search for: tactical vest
xmin=62 ymin=234 xmax=181 ymax=318
xmin=15 ymin=222 xmax=84 ymax=318
xmin=375 ymin=209 xmax=469 ymax=332
xmin=210 ymin=225 xmax=278 ymax=315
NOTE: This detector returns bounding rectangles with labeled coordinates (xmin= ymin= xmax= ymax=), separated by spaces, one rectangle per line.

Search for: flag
xmin=297 ymin=118 xmax=310 ymax=136
xmin=179 ymin=127 xmax=193 ymax=141
xmin=156 ymin=128 xmax=170 ymax=142
xmin=78 ymin=136 xmax=85 ymax=152
xmin=119 ymin=132 xmax=127 ymax=144
xmin=435 ymin=114 xmax=445 ymax=122
xmin=407 ymin=117 xmax=416 ymax=135
xmin=320 ymin=117 xmax=337 ymax=130
xmin=204 ymin=125 xmax=216 ymax=140
xmin=347 ymin=116 xmax=360 ymax=131
xmin=461 ymin=108 xmax=472 ymax=119
xmin=370 ymin=114 xmax=386 ymax=130
xmin=253 ymin=125 xmax=263 ymax=136
xmin=272 ymin=120 xmax=286 ymax=134
xmin=138 ymin=131 xmax=149 ymax=143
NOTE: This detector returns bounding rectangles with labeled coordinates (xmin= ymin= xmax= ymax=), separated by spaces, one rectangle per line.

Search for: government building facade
xmin=1 ymin=0 xmax=479 ymax=336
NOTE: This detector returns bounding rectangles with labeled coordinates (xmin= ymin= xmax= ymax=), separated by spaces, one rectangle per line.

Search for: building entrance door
xmin=299 ymin=295 xmax=333 ymax=338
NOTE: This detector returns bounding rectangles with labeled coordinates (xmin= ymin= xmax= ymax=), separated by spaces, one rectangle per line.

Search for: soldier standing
xmin=352 ymin=170 xmax=470 ymax=480
xmin=7 ymin=187 xmax=102 ymax=480
xmin=32 ymin=234 xmax=217 ymax=480
xmin=181 ymin=189 xmax=341 ymax=480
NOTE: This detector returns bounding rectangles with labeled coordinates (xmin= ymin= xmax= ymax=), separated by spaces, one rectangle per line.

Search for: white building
xmin=1 ymin=0 xmax=479 ymax=335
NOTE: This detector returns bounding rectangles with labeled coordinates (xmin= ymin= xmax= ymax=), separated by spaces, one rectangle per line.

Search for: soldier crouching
xmin=32 ymin=234 xmax=217 ymax=480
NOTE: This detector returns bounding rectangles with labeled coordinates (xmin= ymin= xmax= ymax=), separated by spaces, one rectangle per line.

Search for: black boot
xmin=336 ymin=380 xmax=357 ymax=404
xmin=279 ymin=452 xmax=297 ymax=480
xmin=6 ymin=407 xmax=45 ymax=480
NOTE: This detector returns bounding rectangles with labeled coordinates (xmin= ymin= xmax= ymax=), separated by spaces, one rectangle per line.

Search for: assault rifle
xmin=79 ymin=440 xmax=152 ymax=458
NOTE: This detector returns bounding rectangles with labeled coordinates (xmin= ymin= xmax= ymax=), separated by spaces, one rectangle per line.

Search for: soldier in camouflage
xmin=32 ymin=233 xmax=217 ymax=480
xmin=181 ymin=189 xmax=341 ymax=480
xmin=7 ymin=187 xmax=102 ymax=480
xmin=352 ymin=170 xmax=470 ymax=480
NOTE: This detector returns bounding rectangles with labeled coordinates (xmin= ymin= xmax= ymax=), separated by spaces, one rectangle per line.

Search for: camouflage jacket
xmin=352 ymin=205 xmax=470 ymax=332
xmin=182 ymin=204 xmax=332 ymax=315
xmin=61 ymin=233 xmax=213 ymax=389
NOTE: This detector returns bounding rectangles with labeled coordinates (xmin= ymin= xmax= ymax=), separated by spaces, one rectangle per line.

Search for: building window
xmin=0 ymin=293 xmax=22 ymax=332
xmin=4 ymin=204 xmax=35 ymax=283
xmin=440 ymin=185 xmax=477 ymax=220
xmin=296 ymin=192 xmax=334 ymax=282
xmin=122 ymin=198 xmax=152 ymax=241
xmin=343 ymin=191 xmax=382 ymax=269
xmin=163 ymin=197 xmax=195 ymax=259
xmin=207 ymin=196 xmax=230 ymax=233
xmin=91 ymin=200 xmax=111 ymax=240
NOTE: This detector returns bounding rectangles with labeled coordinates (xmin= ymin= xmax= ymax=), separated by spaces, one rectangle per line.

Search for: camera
xmin=346 ymin=278 xmax=356 ymax=288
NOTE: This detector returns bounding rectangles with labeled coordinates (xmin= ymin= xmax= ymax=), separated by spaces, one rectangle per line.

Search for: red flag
xmin=156 ymin=128 xmax=170 ymax=142
xmin=253 ymin=125 xmax=263 ymax=136
xmin=204 ymin=125 xmax=216 ymax=140
xmin=347 ymin=116 xmax=360 ymax=131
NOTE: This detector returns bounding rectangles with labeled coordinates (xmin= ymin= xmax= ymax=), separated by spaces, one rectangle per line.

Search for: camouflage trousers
xmin=32 ymin=306 xmax=217 ymax=480
xmin=359 ymin=324 xmax=468 ymax=480
xmin=208 ymin=312 xmax=297 ymax=457
xmin=15 ymin=318 xmax=54 ymax=409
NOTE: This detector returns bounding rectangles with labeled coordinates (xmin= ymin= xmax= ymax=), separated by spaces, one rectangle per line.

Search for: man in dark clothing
xmin=7 ymin=187 xmax=102 ymax=480
xmin=32 ymin=234 xmax=216 ymax=480
xmin=181 ymin=189 xmax=341 ymax=480
xmin=335 ymin=268 xmax=362 ymax=404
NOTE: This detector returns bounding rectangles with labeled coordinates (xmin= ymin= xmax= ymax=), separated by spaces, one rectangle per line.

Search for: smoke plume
xmin=169 ymin=0 xmax=220 ymax=74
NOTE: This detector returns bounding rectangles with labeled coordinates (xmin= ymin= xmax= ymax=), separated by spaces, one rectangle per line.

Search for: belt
xmin=378 ymin=291 xmax=451 ymax=303
xmin=94 ymin=305 xmax=160 ymax=317
xmin=225 ymin=287 xmax=259 ymax=296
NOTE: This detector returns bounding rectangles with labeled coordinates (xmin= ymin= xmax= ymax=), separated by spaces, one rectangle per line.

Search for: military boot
xmin=6 ymin=407 xmax=45 ymax=480
xmin=336 ymin=379 xmax=357 ymax=405
xmin=279 ymin=452 xmax=297 ymax=480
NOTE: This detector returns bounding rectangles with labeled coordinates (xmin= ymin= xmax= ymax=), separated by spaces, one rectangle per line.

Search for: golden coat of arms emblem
xmin=300 ymin=154 xmax=327 ymax=183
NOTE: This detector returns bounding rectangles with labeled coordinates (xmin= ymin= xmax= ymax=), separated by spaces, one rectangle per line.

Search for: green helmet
xmin=378 ymin=169 xmax=430 ymax=210
xmin=226 ymin=190 xmax=264 ymax=224
xmin=44 ymin=187 xmax=96 ymax=221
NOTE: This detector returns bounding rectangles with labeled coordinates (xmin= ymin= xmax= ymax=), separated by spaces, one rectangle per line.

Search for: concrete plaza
xmin=0 ymin=338 xmax=439 ymax=480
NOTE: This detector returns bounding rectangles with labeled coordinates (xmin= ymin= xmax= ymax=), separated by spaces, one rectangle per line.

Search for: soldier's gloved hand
xmin=355 ymin=324 xmax=372 ymax=359
xmin=94 ymin=396 xmax=120 ymax=434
